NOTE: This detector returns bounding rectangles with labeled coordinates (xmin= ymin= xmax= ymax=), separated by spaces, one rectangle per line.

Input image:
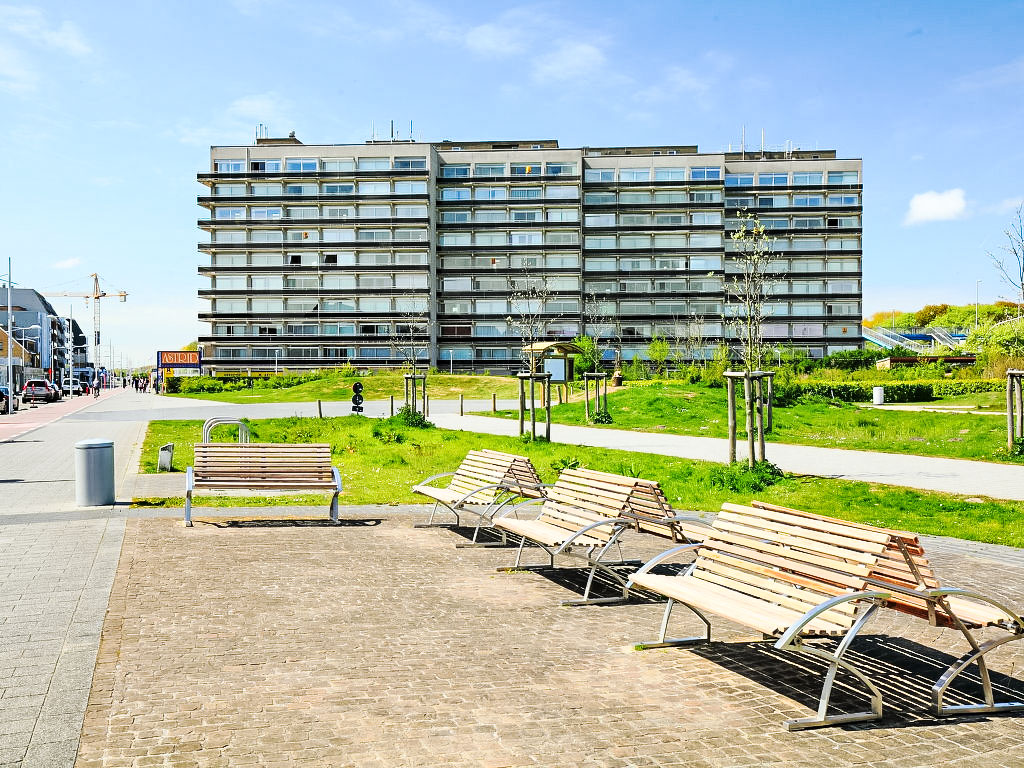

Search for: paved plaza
xmin=0 ymin=391 xmax=1022 ymax=767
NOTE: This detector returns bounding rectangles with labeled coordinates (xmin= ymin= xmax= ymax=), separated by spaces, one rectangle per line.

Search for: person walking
xmin=92 ymin=377 xmax=99 ymax=398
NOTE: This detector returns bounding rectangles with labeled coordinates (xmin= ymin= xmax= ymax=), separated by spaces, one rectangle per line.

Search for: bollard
xmin=390 ymin=395 xmax=394 ymax=416
xmin=459 ymin=393 xmax=464 ymax=416
xmin=75 ymin=439 xmax=115 ymax=506
xmin=492 ymin=393 xmax=496 ymax=412
xmin=157 ymin=443 xmax=174 ymax=472
xmin=872 ymin=386 xmax=884 ymax=405
xmin=425 ymin=394 xmax=430 ymax=417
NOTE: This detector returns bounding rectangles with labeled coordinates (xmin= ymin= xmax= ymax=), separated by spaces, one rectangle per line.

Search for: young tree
xmin=726 ymin=212 xmax=776 ymax=372
xmin=584 ymin=292 xmax=623 ymax=371
xmin=507 ymin=270 xmax=555 ymax=373
xmin=990 ymin=204 xmax=1024 ymax=313
xmin=647 ymin=335 xmax=669 ymax=375
xmin=571 ymin=335 xmax=601 ymax=375
xmin=388 ymin=309 xmax=428 ymax=371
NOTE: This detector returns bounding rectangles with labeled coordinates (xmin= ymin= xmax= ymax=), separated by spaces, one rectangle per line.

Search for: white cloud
xmin=903 ymin=189 xmax=968 ymax=225
xmin=994 ymin=196 xmax=1024 ymax=214
xmin=0 ymin=5 xmax=90 ymax=56
xmin=636 ymin=65 xmax=711 ymax=104
xmin=532 ymin=41 xmax=606 ymax=83
xmin=956 ymin=55 xmax=1024 ymax=90
xmin=53 ymin=257 xmax=81 ymax=269
xmin=0 ymin=42 xmax=34 ymax=92
xmin=172 ymin=92 xmax=294 ymax=146
xmin=465 ymin=22 xmax=524 ymax=56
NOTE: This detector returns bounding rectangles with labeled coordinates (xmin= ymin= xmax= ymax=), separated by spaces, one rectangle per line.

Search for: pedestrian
xmin=92 ymin=377 xmax=99 ymax=398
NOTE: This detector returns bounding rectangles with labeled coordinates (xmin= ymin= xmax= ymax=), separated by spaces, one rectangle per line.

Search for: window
xmin=251 ymin=207 xmax=282 ymax=219
xmin=621 ymin=191 xmax=652 ymax=204
xmin=322 ymin=274 xmax=356 ymax=289
xmin=359 ymin=298 xmax=391 ymax=312
xmin=395 ymin=204 xmax=427 ymax=218
xmin=545 ymin=185 xmax=578 ymax=199
xmin=622 ymin=214 xmax=654 ymax=225
xmin=726 ymin=196 xmax=753 ymax=208
xmin=793 ymin=195 xmax=824 ymax=207
xmin=358 ymin=204 xmax=391 ymax=218
xmin=654 ymin=234 xmax=686 ymax=247
xmin=214 ymin=275 xmax=246 ymax=289
xmin=284 ymin=275 xmax=318 ymax=289
xmin=356 ymin=157 xmax=389 ymax=171
xmin=322 ymin=159 xmax=355 ymax=171
xmin=827 ymin=237 xmax=861 ymax=251
xmin=620 ymin=168 xmax=651 ymax=182
xmin=214 ymin=183 xmax=245 ymax=196
xmin=478 ymin=348 xmax=509 ymax=359
xmin=827 ymin=193 xmax=859 ymax=206
xmin=475 ymin=232 xmax=509 ymax=246
xmin=510 ymin=209 xmax=541 ymax=222
xmin=690 ymin=255 xmax=722 ymax=270
xmin=584 ymin=192 xmax=616 ymax=204
xmin=474 ymin=209 xmax=505 ymax=222
xmin=215 ymin=159 xmax=243 ymax=172
xmin=691 ymin=211 xmax=722 ymax=225
xmin=585 ymin=214 xmax=615 ymax=227
xmin=620 ymin=257 xmax=652 ymax=271
xmin=322 ymin=183 xmax=354 ymax=195
xmin=584 ymin=168 xmax=616 ymax=182
xmin=619 ymin=235 xmax=651 ymax=249
xmin=586 ymin=257 xmax=617 ymax=271
xmin=475 ymin=163 xmax=506 ymax=177
xmin=792 ymin=237 xmax=824 ymax=251
xmin=442 ymin=276 xmax=472 ymax=291
xmin=758 ymin=217 xmax=788 ymax=229
xmin=546 ymin=254 xmax=579 ymax=268
xmin=285 ymin=158 xmax=317 ymax=172
xmin=476 ymin=299 xmax=508 ymax=313
xmin=545 ymin=298 xmax=579 ymax=313
xmin=439 ymin=233 xmax=471 ymax=246
xmin=250 ymin=160 xmax=281 ymax=172
xmin=441 ymin=210 xmax=470 ymax=223
xmin=287 ymin=206 xmax=317 ymax=219
xmin=324 ymin=251 xmax=355 ymax=266
xmin=654 ymin=168 xmax=687 ymax=181
xmin=285 ymin=183 xmax=317 ymax=195
xmin=793 ymin=217 xmax=824 ymax=229
xmin=475 ymin=187 xmax=507 ymax=200
xmin=214 ymin=207 xmax=244 ymax=220
xmin=585 ymin=236 xmax=616 ymax=249
xmin=725 ymin=173 xmax=754 ymax=187
xmin=441 ymin=187 xmax=470 ymax=201
xmin=358 ymin=274 xmax=392 ymax=289
xmin=441 ymin=164 xmax=469 ymax=178
xmin=827 ymin=279 xmax=859 ymax=294
xmin=827 ymin=216 xmax=859 ymax=228
xmin=356 ymin=229 xmax=390 ymax=242
xmin=285 ymin=229 xmax=317 ymax=241
xmin=322 ymin=298 xmax=356 ymax=311
xmin=251 ymin=230 xmax=284 ymax=242
xmin=827 ymin=171 xmax=859 ymax=184
xmin=792 ymin=301 xmax=824 ymax=316
xmin=393 ymin=228 xmax=427 ymax=241
xmin=394 ymin=273 xmax=428 ymax=289
xmin=545 ymin=162 xmax=576 ymax=175
xmin=253 ymin=298 xmax=285 ymax=312
xmin=690 ymin=166 xmax=721 ymax=180
xmin=394 ymin=180 xmax=427 ymax=194
xmin=213 ymin=253 xmax=246 ymax=266
xmin=510 ymin=231 xmax=542 ymax=245
xmin=393 ymin=156 xmax=426 ymax=170
xmin=758 ymin=173 xmax=788 ymax=186
xmin=757 ymin=194 xmax=789 ymax=208
xmin=251 ymin=253 xmax=282 ymax=266
xmin=509 ymin=187 xmax=541 ymax=199
xmin=690 ymin=191 xmax=721 ymax=203
xmin=792 ymin=171 xmax=823 ymax=185
xmin=213 ymin=230 xmax=244 ymax=243
xmin=827 ymin=258 xmax=859 ymax=272
xmin=510 ymin=163 xmax=541 ymax=176
xmin=358 ymin=181 xmax=390 ymax=194
xmin=322 ymin=228 xmax=355 ymax=241
xmin=441 ymin=324 xmax=472 ymax=338
xmin=358 ymin=346 xmax=392 ymax=359
xmin=323 ymin=205 xmax=354 ymax=219
xmin=689 ymin=233 xmax=722 ymax=248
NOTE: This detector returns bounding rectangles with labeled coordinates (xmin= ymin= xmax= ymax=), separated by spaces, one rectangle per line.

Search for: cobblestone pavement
xmin=76 ymin=515 xmax=1024 ymax=768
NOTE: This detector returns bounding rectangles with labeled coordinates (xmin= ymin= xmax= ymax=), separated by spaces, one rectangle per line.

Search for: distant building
xmin=198 ymin=135 xmax=862 ymax=374
xmin=0 ymin=288 xmax=69 ymax=383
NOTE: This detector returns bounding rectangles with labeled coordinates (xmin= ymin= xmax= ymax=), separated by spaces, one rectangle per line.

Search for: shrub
xmin=551 ymin=456 xmax=582 ymax=472
xmin=708 ymin=461 xmax=785 ymax=493
xmin=164 ymin=376 xmax=182 ymax=394
xmin=371 ymin=423 xmax=405 ymax=444
xmin=590 ymin=409 xmax=613 ymax=424
xmin=393 ymin=405 xmax=433 ymax=429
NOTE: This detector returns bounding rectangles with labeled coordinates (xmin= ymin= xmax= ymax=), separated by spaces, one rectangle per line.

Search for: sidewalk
xmin=431 ymin=413 xmax=1024 ymax=501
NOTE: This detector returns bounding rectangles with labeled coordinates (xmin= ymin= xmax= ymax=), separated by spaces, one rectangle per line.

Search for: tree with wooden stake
xmin=507 ymin=269 xmax=560 ymax=438
xmin=724 ymin=212 xmax=776 ymax=468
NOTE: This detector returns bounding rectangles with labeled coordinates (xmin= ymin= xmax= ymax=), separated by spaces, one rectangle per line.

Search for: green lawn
xmin=169 ymin=372 xmax=521 ymax=404
xmin=485 ymin=382 xmax=1020 ymax=463
xmin=138 ymin=415 xmax=1024 ymax=547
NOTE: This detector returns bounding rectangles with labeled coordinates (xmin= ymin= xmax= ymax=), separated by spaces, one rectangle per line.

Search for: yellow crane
xmin=44 ymin=273 xmax=127 ymax=380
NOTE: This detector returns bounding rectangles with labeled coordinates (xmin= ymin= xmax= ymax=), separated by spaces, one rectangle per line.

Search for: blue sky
xmin=0 ymin=0 xmax=1022 ymax=363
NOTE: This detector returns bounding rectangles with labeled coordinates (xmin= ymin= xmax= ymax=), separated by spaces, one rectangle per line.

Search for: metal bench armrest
xmin=553 ymin=518 xmax=628 ymax=553
xmin=415 ymin=471 xmax=456 ymax=487
xmin=627 ymin=543 xmax=704 ymax=585
xmin=495 ymin=498 xmax=546 ymax=519
xmin=923 ymin=588 xmax=1024 ymax=632
xmin=775 ymin=590 xmax=891 ymax=649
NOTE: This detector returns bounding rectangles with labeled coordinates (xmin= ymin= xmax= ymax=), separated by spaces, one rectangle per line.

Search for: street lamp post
xmin=274 ymin=348 xmax=280 ymax=375
xmin=5 ymin=257 xmax=12 ymax=405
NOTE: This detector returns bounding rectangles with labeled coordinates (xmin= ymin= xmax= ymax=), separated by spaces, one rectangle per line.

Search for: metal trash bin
xmin=872 ymin=386 xmax=885 ymax=405
xmin=75 ymin=439 xmax=115 ymax=506
xmin=157 ymin=443 xmax=174 ymax=472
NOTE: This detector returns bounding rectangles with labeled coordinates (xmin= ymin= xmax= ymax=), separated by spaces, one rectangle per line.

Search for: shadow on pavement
xmin=198 ymin=518 xmax=383 ymax=528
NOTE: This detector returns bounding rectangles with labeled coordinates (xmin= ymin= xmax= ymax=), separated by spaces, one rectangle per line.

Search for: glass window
xmin=793 ymin=217 xmax=824 ymax=229
xmin=691 ymin=211 xmax=721 ymax=225
xmin=793 ymin=195 xmax=824 ymax=207
xmin=827 ymin=171 xmax=859 ymax=184
xmin=654 ymin=168 xmax=687 ymax=181
xmin=322 ymin=275 xmax=357 ymax=289
xmin=475 ymin=232 xmax=508 ymax=246
xmin=476 ymin=299 xmax=508 ymax=313
xmin=792 ymin=171 xmax=823 ymax=185
xmin=356 ymin=229 xmax=391 ymax=241
xmin=474 ymin=210 xmax=505 ymax=223
xmin=545 ymin=162 xmax=576 ymax=175
xmin=510 ymin=163 xmax=541 ymax=176
xmin=690 ymin=233 xmax=722 ymax=248
xmin=757 ymin=194 xmax=789 ymax=208
xmin=585 ymin=214 xmax=615 ymax=227
xmin=322 ymin=228 xmax=355 ymax=241
xmin=475 ymin=163 xmax=506 ymax=177
xmin=511 ymin=209 xmax=541 ymax=222
xmin=545 ymin=185 xmax=578 ymax=199
xmin=545 ymin=231 xmax=578 ymax=245
xmin=509 ymin=187 xmax=541 ymax=199
xmin=285 ymin=183 xmax=316 ymax=195
xmin=395 ymin=204 xmax=427 ymax=218
xmin=214 ymin=159 xmax=243 ymax=172
xmin=726 ymin=196 xmax=753 ymax=208
xmin=690 ymin=191 xmax=721 ymax=203
xmin=393 ymin=228 xmax=427 ymax=241
xmin=441 ymin=164 xmax=469 ymax=178
xmin=620 ymin=257 xmax=652 ymax=271
xmin=827 ymin=193 xmax=859 ymax=206
xmin=619 ymin=168 xmax=650 ymax=182
xmin=584 ymin=192 xmax=616 ymax=204
xmin=322 ymin=183 xmax=354 ymax=195
xmin=213 ymin=183 xmax=245 ymax=196
xmin=584 ymin=168 xmax=616 ymax=182
xmin=441 ymin=210 xmax=470 ymax=223
xmin=250 ymin=230 xmax=284 ymax=242
xmin=792 ymin=237 xmax=825 ymax=251
xmin=439 ymin=233 xmax=471 ymax=246
xmin=393 ymin=156 xmax=426 ymax=170
xmin=213 ymin=230 xmax=245 ymax=243
xmin=323 ymin=205 xmax=354 ymax=218
xmin=758 ymin=173 xmax=788 ymax=186
xmin=251 ymin=207 xmax=283 ymax=219
xmin=475 ymin=186 xmax=507 ymax=200
xmin=441 ymin=187 xmax=470 ymax=201
xmin=654 ymin=234 xmax=686 ymax=247
xmin=690 ymin=166 xmax=721 ymax=180
xmin=394 ymin=180 xmax=427 ymax=194
xmin=827 ymin=237 xmax=861 ymax=250
xmin=690 ymin=255 xmax=722 ymax=270
xmin=510 ymin=231 xmax=542 ymax=245
xmin=620 ymin=191 xmax=652 ymax=204
xmin=286 ymin=229 xmax=317 ymax=241
xmin=725 ymin=173 xmax=754 ymax=187
xmin=358 ymin=181 xmax=390 ymax=194
xmin=652 ymin=213 xmax=684 ymax=225
xmin=285 ymin=158 xmax=317 ymax=172
xmin=585 ymin=236 xmax=616 ymax=249
xmin=287 ymin=206 xmax=317 ymax=219
xmin=214 ymin=207 xmax=244 ymax=220
xmin=250 ymin=160 xmax=281 ymax=172
xmin=585 ymin=258 xmax=617 ymax=271
xmin=322 ymin=159 xmax=355 ymax=171
xmin=356 ymin=158 xmax=389 ymax=171
xmin=359 ymin=298 xmax=391 ymax=311
xmin=358 ymin=204 xmax=391 ymax=218
xmin=827 ymin=216 xmax=859 ymax=228
xmin=620 ymin=235 xmax=651 ymax=249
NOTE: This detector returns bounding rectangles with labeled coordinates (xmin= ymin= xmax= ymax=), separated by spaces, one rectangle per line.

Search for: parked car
xmin=0 ymin=386 xmax=18 ymax=414
xmin=22 ymin=379 xmax=54 ymax=403
xmin=62 ymin=379 xmax=84 ymax=396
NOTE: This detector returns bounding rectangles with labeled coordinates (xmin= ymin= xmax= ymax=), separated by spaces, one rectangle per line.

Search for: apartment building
xmin=198 ymin=135 xmax=862 ymax=374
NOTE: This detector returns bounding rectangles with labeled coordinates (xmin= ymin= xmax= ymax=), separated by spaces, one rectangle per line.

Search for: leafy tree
xmin=181 ymin=341 xmax=198 ymax=351
xmin=571 ymin=335 xmax=600 ymax=376
xmin=914 ymin=304 xmax=951 ymax=327
xmin=725 ymin=213 xmax=774 ymax=371
xmin=647 ymin=336 xmax=669 ymax=375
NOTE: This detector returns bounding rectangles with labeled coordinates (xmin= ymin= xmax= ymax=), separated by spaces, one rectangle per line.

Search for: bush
xmin=708 ymin=461 xmax=785 ymax=493
xmin=393 ymin=405 xmax=433 ymax=429
xmin=164 ymin=376 xmax=182 ymax=394
xmin=774 ymin=379 xmax=1003 ymax=404
xmin=590 ymin=408 xmax=613 ymax=424
xmin=551 ymin=456 xmax=582 ymax=472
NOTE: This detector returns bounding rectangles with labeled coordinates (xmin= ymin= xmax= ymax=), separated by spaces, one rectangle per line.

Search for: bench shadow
xmin=200 ymin=518 xmax=383 ymax=529
xmin=685 ymin=634 xmax=1024 ymax=729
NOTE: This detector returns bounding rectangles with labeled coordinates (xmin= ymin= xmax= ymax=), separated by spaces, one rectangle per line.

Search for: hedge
xmin=780 ymin=379 xmax=1003 ymax=404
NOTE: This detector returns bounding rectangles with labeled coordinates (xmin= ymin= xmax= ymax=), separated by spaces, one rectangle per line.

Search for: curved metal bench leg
xmin=934 ymin=630 xmax=1024 ymax=717
xmin=562 ymin=539 xmax=632 ymax=607
xmin=634 ymin=599 xmax=713 ymax=649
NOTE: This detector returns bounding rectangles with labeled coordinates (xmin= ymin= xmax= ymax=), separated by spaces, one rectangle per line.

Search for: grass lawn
xmin=484 ymin=382 xmax=1020 ymax=463
xmin=138 ymin=415 xmax=1024 ymax=547
xmin=169 ymin=372 xmax=521 ymax=404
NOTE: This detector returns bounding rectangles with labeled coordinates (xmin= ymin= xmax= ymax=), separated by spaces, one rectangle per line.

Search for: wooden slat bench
xmin=494 ymin=469 xmax=697 ymax=606
xmin=752 ymin=501 xmax=1024 ymax=719
xmin=185 ymin=443 xmax=342 ymax=526
xmin=626 ymin=502 xmax=895 ymax=730
xmin=411 ymin=449 xmax=544 ymax=533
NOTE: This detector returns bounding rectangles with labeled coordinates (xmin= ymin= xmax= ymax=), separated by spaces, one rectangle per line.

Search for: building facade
xmin=0 ymin=288 xmax=69 ymax=384
xmin=198 ymin=136 xmax=862 ymax=374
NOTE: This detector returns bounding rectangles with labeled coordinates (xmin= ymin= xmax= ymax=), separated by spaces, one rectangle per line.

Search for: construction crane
xmin=44 ymin=273 xmax=127 ymax=381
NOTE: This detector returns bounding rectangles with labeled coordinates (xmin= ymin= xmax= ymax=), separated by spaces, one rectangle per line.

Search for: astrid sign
xmin=156 ymin=350 xmax=202 ymax=369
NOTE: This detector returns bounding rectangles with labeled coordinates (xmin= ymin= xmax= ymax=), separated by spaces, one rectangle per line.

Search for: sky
xmin=0 ymin=0 xmax=1022 ymax=365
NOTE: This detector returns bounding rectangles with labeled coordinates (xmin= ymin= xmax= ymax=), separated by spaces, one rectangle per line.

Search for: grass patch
xmin=140 ymin=415 xmax=1024 ymax=547
xmin=486 ymin=381 xmax=1020 ymax=463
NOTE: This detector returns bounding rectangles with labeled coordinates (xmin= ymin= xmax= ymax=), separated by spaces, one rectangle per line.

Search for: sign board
xmin=351 ymin=381 xmax=364 ymax=413
xmin=543 ymin=358 xmax=567 ymax=383
xmin=156 ymin=350 xmax=202 ymax=369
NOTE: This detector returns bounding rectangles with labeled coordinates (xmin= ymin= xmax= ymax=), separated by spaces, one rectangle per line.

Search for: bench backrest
xmin=194 ymin=442 xmax=335 ymax=485
xmin=445 ymin=450 xmax=542 ymax=504
xmin=690 ymin=502 xmax=896 ymax=632
xmin=750 ymin=500 xmax=954 ymax=626
xmin=535 ymin=468 xmax=672 ymax=544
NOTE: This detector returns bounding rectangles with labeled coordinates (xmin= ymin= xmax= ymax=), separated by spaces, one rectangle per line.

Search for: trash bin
xmin=872 ymin=386 xmax=885 ymax=405
xmin=75 ymin=439 xmax=115 ymax=506
xmin=157 ymin=443 xmax=174 ymax=472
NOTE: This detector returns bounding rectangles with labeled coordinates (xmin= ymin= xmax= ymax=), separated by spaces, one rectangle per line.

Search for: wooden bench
xmin=493 ymin=469 xmax=697 ymax=606
xmin=627 ymin=502 xmax=895 ymax=730
xmin=752 ymin=501 xmax=1024 ymax=719
xmin=411 ymin=450 xmax=544 ymax=534
xmin=185 ymin=443 xmax=342 ymax=526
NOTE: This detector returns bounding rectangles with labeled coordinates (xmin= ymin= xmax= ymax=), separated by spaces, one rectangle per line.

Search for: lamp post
xmin=976 ymin=280 xmax=982 ymax=329
xmin=5 ymin=257 xmax=12 ymax=404
xmin=274 ymin=348 xmax=280 ymax=375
